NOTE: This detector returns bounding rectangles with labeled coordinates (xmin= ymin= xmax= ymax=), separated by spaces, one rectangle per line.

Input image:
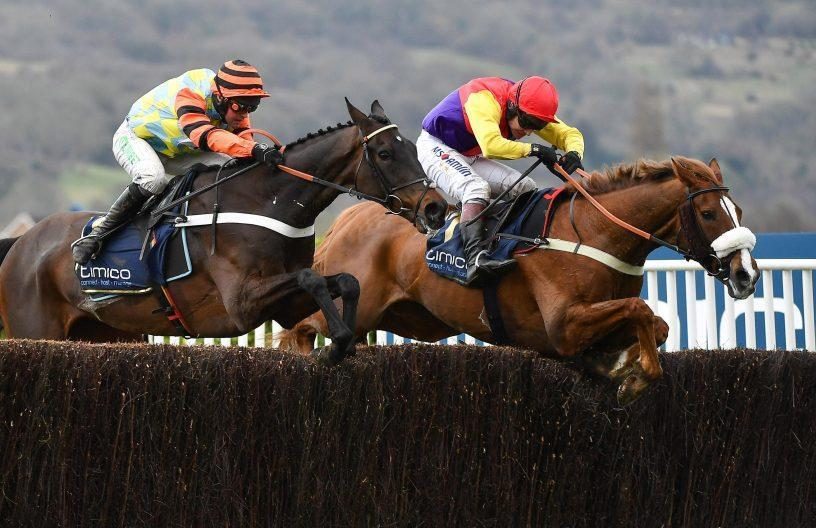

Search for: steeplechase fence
xmin=2 ymin=342 xmax=815 ymax=525
xmin=149 ymin=258 xmax=816 ymax=352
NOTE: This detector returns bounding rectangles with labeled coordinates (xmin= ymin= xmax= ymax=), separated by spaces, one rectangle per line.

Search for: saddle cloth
xmin=74 ymin=169 xmax=203 ymax=300
xmin=425 ymin=187 xmax=564 ymax=283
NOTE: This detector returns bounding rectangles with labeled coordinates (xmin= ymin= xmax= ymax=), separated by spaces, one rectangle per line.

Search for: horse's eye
xmin=378 ymin=150 xmax=391 ymax=161
xmin=701 ymin=210 xmax=716 ymax=220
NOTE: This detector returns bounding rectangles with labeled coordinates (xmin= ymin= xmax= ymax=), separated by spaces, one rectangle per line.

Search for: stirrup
xmin=474 ymin=250 xmax=516 ymax=273
xmin=473 ymin=250 xmax=490 ymax=269
xmin=71 ymin=235 xmax=102 ymax=264
xmin=70 ymin=234 xmax=97 ymax=249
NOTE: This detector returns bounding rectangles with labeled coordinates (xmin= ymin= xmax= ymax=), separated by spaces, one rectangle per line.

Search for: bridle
xmin=150 ymin=123 xmax=434 ymax=230
xmin=270 ymin=122 xmax=433 ymax=227
xmin=677 ymin=185 xmax=735 ymax=281
xmin=351 ymin=123 xmax=434 ymax=227
xmin=553 ymin=164 xmax=747 ymax=285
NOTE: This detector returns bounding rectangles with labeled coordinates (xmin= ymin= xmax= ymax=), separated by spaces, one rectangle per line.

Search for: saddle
xmin=425 ymin=187 xmax=567 ymax=345
xmin=425 ymin=187 xmax=565 ymax=284
xmin=74 ymin=165 xmax=208 ymax=301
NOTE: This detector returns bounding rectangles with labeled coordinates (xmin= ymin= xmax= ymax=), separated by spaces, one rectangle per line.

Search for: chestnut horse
xmin=280 ymin=157 xmax=759 ymax=403
xmin=0 ymin=100 xmax=447 ymax=364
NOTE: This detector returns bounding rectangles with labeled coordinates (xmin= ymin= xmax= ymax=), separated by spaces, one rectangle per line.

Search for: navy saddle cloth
xmin=74 ymin=171 xmax=200 ymax=300
xmin=425 ymin=188 xmax=564 ymax=283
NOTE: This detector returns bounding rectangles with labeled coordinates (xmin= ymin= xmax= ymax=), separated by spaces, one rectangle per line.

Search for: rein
xmin=277 ymin=123 xmax=430 ymax=218
xmin=152 ymin=124 xmax=431 ymax=224
xmin=552 ymin=164 xmax=734 ymax=280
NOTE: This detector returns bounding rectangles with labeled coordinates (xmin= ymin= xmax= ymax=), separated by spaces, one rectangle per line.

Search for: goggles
xmin=229 ymin=99 xmax=259 ymax=113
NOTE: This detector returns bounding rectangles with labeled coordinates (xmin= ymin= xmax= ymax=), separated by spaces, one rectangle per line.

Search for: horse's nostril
xmin=735 ymin=269 xmax=751 ymax=285
xmin=424 ymin=201 xmax=447 ymax=228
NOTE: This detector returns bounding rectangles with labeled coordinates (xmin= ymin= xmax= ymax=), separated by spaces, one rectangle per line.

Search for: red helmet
xmin=215 ymin=59 xmax=270 ymax=99
xmin=511 ymin=76 xmax=559 ymax=123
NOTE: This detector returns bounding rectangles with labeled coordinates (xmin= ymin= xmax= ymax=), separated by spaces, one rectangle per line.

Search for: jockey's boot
xmin=459 ymin=201 xmax=516 ymax=286
xmin=71 ymin=183 xmax=151 ymax=265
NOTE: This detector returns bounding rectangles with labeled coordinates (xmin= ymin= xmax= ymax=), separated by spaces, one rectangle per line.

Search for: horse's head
xmin=346 ymin=98 xmax=446 ymax=232
xmin=671 ymin=157 xmax=759 ymax=299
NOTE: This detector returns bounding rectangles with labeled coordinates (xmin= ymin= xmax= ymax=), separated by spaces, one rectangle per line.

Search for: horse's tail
xmin=0 ymin=237 xmax=20 ymax=267
xmin=277 ymin=319 xmax=322 ymax=355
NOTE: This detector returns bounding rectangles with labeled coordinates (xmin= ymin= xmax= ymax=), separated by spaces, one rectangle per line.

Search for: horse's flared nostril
xmin=735 ymin=269 xmax=751 ymax=285
xmin=424 ymin=201 xmax=447 ymax=230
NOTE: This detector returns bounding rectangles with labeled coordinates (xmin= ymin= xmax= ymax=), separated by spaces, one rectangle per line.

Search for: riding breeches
xmin=112 ymin=120 xmax=231 ymax=195
xmin=416 ymin=130 xmax=537 ymax=205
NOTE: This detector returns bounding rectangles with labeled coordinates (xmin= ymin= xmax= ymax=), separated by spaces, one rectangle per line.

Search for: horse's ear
xmin=346 ymin=97 xmax=368 ymax=127
xmin=671 ymin=156 xmax=696 ymax=187
xmin=370 ymin=100 xmax=389 ymax=121
xmin=708 ymin=157 xmax=723 ymax=184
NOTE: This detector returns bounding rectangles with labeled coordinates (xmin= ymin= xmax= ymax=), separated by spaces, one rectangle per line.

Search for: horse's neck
xmin=269 ymin=127 xmax=361 ymax=226
xmin=592 ymin=178 xmax=686 ymax=264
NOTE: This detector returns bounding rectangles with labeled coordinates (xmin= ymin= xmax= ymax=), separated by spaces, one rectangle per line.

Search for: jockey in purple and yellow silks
xmin=72 ymin=59 xmax=284 ymax=265
xmin=417 ymin=76 xmax=586 ymax=285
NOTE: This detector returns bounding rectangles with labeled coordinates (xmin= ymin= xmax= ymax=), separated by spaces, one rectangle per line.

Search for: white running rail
xmin=149 ymin=258 xmax=816 ymax=352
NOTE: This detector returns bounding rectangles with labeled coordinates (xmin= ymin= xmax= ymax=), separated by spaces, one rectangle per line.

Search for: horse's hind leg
xmin=67 ymin=317 xmax=145 ymax=342
xmin=278 ymin=320 xmax=321 ymax=355
xmin=0 ymin=291 xmax=72 ymax=340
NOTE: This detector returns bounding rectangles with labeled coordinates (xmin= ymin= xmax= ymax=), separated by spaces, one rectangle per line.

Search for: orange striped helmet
xmin=214 ymin=59 xmax=270 ymax=99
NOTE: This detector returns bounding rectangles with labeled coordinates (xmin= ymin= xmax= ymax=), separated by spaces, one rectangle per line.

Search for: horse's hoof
xmin=616 ymin=374 xmax=651 ymax=406
xmin=608 ymin=364 xmax=635 ymax=382
xmin=344 ymin=342 xmax=359 ymax=357
xmin=310 ymin=345 xmax=340 ymax=367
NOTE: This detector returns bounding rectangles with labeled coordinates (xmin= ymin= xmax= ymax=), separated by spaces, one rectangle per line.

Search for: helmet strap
xmin=514 ymin=76 xmax=529 ymax=108
xmin=213 ymin=80 xmax=229 ymax=119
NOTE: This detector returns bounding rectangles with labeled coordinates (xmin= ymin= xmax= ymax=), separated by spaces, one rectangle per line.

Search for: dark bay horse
xmin=0 ymin=100 xmax=447 ymax=364
xmin=280 ymin=157 xmax=760 ymax=403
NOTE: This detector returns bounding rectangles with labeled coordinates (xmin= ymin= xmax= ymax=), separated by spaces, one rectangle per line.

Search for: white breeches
xmin=416 ymin=130 xmax=537 ymax=204
xmin=112 ymin=120 xmax=231 ymax=195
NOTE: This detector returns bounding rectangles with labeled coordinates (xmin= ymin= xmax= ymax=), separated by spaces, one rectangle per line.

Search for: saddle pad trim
xmin=536 ymin=239 xmax=644 ymax=276
xmin=82 ymin=287 xmax=153 ymax=295
xmin=165 ymin=224 xmax=193 ymax=283
xmin=174 ymin=213 xmax=315 ymax=238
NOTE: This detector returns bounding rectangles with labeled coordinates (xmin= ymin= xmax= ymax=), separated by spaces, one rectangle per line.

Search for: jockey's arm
xmin=464 ymin=91 xmax=531 ymax=160
xmin=534 ymin=119 xmax=585 ymax=159
xmin=175 ymin=88 xmax=256 ymax=158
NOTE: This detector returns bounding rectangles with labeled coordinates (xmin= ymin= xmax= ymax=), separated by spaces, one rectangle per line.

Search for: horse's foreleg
xmin=549 ymin=297 xmax=662 ymax=405
xmin=295 ymin=269 xmax=354 ymax=366
xmin=324 ymin=272 xmax=360 ymax=357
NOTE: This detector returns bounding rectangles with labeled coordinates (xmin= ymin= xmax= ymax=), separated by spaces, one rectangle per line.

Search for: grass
xmin=57 ymin=163 xmax=127 ymax=211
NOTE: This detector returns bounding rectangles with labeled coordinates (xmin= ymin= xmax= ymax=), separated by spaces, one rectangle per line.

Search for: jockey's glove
xmin=530 ymin=143 xmax=559 ymax=166
xmin=252 ymin=143 xmax=284 ymax=167
xmin=559 ymin=151 xmax=583 ymax=175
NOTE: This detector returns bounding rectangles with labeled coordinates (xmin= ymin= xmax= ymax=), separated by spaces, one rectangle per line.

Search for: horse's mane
xmin=570 ymin=157 xmax=720 ymax=196
xmin=284 ymin=115 xmax=390 ymax=150
xmin=285 ymin=121 xmax=355 ymax=149
xmin=571 ymin=159 xmax=674 ymax=195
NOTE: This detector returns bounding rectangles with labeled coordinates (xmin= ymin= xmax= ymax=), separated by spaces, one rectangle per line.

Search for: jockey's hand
xmin=530 ymin=143 xmax=558 ymax=166
xmin=252 ymin=143 xmax=284 ymax=167
xmin=559 ymin=151 xmax=583 ymax=175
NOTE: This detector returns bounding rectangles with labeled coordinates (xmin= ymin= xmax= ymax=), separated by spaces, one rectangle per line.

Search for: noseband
xmin=677 ymin=186 xmax=736 ymax=281
xmin=354 ymin=123 xmax=435 ymax=226
xmin=554 ymin=165 xmax=754 ymax=286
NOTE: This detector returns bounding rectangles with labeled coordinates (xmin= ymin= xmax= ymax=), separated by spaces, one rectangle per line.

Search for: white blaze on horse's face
xmin=710 ymin=196 xmax=759 ymax=300
xmin=720 ymin=196 xmax=740 ymax=223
